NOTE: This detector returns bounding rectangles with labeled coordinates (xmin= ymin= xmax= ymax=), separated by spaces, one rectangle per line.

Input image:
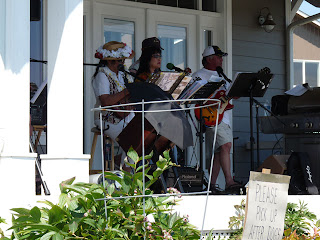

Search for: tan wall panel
xmin=293 ymin=15 xmax=320 ymax=61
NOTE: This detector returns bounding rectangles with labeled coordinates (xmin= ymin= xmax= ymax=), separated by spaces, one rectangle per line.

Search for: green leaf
xmin=121 ymin=174 xmax=132 ymax=193
xmin=69 ymin=220 xmax=78 ymax=234
xmin=40 ymin=231 xmax=56 ymax=240
xmin=30 ymin=206 xmax=41 ymax=222
xmin=83 ymin=218 xmax=97 ymax=228
xmin=124 ymin=162 xmax=135 ymax=169
xmin=48 ymin=206 xmax=67 ymax=224
xmin=163 ymin=150 xmax=170 ymax=160
xmin=59 ymin=177 xmax=76 ymax=192
xmin=156 ymin=156 xmax=167 ymax=169
xmin=9 ymin=223 xmax=60 ymax=232
xmin=58 ymin=193 xmax=69 ymax=207
xmin=10 ymin=208 xmax=30 ymax=215
xmin=136 ymin=165 xmax=150 ymax=173
xmin=103 ymin=172 xmax=123 ymax=183
xmin=152 ymin=169 xmax=163 ymax=179
xmin=107 ymin=183 xmax=115 ymax=195
xmin=52 ymin=232 xmax=64 ymax=240
xmin=139 ymin=151 xmax=153 ymax=161
xmin=127 ymin=147 xmax=139 ymax=163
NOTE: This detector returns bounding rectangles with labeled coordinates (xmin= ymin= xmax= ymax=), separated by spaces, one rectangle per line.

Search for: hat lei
xmin=95 ymin=41 xmax=134 ymax=60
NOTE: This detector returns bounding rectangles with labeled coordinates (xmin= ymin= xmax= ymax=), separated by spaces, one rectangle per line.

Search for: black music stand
xmin=186 ymin=81 xmax=224 ymax=174
xmin=228 ymin=71 xmax=273 ymax=171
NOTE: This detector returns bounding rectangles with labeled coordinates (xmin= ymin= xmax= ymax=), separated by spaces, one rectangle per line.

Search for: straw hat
xmin=95 ymin=41 xmax=135 ymax=60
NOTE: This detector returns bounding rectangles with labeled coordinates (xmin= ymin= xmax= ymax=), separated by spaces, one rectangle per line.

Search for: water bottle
xmin=104 ymin=137 xmax=112 ymax=162
xmin=263 ymin=99 xmax=271 ymax=116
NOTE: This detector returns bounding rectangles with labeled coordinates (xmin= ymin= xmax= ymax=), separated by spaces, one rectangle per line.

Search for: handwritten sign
xmin=242 ymin=171 xmax=290 ymax=240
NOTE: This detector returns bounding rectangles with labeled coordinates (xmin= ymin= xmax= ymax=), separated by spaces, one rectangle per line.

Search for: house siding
xmin=293 ymin=15 xmax=320 ymax=60
xmin=232 ymin=0 xmax=286 ymax=184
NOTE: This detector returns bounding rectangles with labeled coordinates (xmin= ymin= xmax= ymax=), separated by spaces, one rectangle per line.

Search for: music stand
xmin=192 ymin=82 xmax=224 ymax=100
xmin=228 ymin=71 xmax=273 ymax=171
xmin=187 ymin=81 xmax=224 ymax=174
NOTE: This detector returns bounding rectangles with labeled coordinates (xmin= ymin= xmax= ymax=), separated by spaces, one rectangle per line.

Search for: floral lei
xmin=95 ymin=43 xmax=133 ymax=59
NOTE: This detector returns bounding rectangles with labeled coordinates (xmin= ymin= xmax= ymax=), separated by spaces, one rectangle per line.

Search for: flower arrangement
xmin=95 ymin=43 xmax=133 ymax=60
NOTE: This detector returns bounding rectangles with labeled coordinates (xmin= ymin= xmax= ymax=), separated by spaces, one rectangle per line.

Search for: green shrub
xmin=7 ymin=148 xmax=200 ymax=239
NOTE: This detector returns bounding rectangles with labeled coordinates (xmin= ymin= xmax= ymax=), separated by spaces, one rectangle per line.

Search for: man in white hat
xmin=191 ymin=45 xmax=241 ymax=194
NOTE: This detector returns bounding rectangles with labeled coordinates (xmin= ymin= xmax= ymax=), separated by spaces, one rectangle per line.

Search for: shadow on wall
xmin=293 ymin=15 xmax=320 ymax=49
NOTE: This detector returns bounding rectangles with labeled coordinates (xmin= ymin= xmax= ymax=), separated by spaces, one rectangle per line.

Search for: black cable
xmin=30 ymin=58 xmax=47 ymax=64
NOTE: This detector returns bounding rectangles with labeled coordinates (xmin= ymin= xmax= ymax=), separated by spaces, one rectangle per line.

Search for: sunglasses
xmin=152 ymin=54 xmax=162 ymax=59
xmin=116 ymin=59 xmax=125 ymax=63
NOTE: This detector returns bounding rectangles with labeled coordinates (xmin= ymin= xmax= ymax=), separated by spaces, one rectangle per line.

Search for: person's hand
xmin=185 ymin=67 xmax=192 ymax=74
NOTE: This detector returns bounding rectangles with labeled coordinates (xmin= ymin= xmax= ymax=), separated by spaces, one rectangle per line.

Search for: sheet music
xmin=154 ymin=72 xmax=182 ymax=91
xmin=177 ymin=79 xmax=207 ymax=100
xmin=171 ymin=76 xmax=192 ymax=100
xmin=285 ymin=84 xmax=308 ymax=96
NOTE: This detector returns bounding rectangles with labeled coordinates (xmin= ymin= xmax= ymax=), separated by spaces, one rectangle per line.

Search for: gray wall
xmin=232 ymin=0 xmax=286 ymax=184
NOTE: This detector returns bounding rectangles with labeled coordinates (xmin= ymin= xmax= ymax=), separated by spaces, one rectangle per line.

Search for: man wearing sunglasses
xmin=191 ymin=45 xmax=242 ymax=194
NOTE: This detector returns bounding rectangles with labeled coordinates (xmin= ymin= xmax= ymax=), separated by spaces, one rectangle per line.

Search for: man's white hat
xmin=202 ymin=45 xmax=228 ymax=57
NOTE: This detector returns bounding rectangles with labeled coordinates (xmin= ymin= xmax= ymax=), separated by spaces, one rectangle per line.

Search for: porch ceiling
xmin=305 ymin=0 xmax=320 ymax=7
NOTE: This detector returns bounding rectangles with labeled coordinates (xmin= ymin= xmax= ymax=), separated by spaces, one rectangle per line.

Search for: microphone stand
xmin=118 ymin=65 xmax=146 ymax=83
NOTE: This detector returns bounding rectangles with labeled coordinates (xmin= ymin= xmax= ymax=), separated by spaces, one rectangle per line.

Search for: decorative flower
xmin=94 ymin=44 xmax=133 ymax=59
xmin=183 ymin=214 xmax=189 ymax=223
xmin=167 ymin=187 xmax=182 ymax=198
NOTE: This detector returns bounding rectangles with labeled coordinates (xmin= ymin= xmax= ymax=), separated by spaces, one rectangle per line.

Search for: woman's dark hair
xmin=136 ymin=47 xmax=161 ymax=77
xmin=92 ymin=60 xmax=109 ymax=78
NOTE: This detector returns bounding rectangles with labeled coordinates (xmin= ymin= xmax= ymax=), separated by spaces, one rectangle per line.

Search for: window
xmin=293 ymin=60 xmax=320 ymax=87
xmin=157 ymin=25 xmax=187 ymax=71
xmin=203 ymin=29 xmax=212 ymax=47
xmin=125 ymin=0 xmax=216 ymax=12
xmin=104 ymin=19 xmax=135 ymax=66
xmin=305 ymin=62 xmax=318 ymax=87
xmin=293 ymin=62 xmax=302 ymax=86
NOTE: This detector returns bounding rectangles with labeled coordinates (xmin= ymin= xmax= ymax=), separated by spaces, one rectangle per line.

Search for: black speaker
xmin=287 ymin=152 xmax=319 ymax=195
xmin=30 ymin=0 xmax=41 ymax=21
xmin=271 ymin=95 xmax=290 ymax=116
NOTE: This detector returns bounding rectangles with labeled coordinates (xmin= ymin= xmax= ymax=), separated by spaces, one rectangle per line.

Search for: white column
xmin=0 ymin=0 xmax=31 ymax=155
xmin=43 ymin=0 xmax=89 ymax=195
xmin=0 ymin=0 xmax=36 ymax=223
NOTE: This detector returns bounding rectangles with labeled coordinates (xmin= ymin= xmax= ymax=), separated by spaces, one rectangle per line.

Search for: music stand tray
xmin=227 ymin=72 xmax=273 ymax=98
xmin=192 ymin=82 xmax=223 ymax=100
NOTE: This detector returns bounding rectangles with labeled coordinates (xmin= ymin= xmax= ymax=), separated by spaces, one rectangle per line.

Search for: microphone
xmin=216 ymin=66 xmax=232 ymax=83
xmin=118 ymin=64 xmax=128 ymax=84
xmin=118 ymin=64 xmax=125 ymax=72
xmin=166 ymin=63 xmax=184 ymax=72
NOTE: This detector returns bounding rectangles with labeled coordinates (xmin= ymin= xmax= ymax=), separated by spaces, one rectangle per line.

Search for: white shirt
xmin=92 ymin=67 xmax=127 ymax=97
xmin=92 ymin=66 xmax=134 ymax=125
xmin=191 ymin=68 xmax=232 ymax=126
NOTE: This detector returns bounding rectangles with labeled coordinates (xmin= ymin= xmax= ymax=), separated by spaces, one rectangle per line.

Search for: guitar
xmin=194 ymin=89 xmax=233 ymax=127
xmin=194 ymin=67 xmax=271 ymax=127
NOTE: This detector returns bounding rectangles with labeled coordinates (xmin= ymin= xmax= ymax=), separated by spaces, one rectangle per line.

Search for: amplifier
xmin=177 ymin=167 xmax=204 ymax=186
xmin=259 ymin=113 xmax=320 ymax=134
xmin=30 ymin=104 xmax=47 ymax=125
